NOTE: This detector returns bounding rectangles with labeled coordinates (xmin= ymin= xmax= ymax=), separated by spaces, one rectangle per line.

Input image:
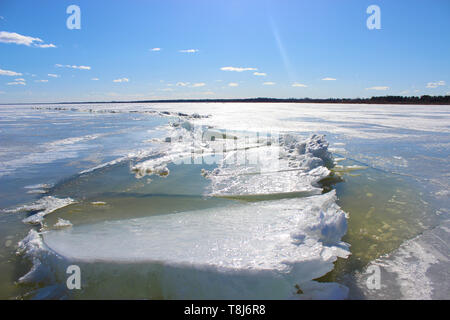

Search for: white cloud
xmin=366 ymin=86 xmax=389 ymax=91
xmin=0 ymin=68 xmax=22 ymax=76
xmin=253 ymin=72 xmax=267 ymax=76
xmin=179 ymin=49 xmax=199 ymax=53
xmin=292 ymin=83 xmax=308 ymax=87
xmin=191 ymin=82 xmax=206 ymax=87
xmin=15 ymin=78 xmax=25 ymax=81
xmin=176 ymin=82 xmax=207 ymax=87
xmin=91 ymin=78 xmax=99 ymax=81
xmin=426 ymin=80 xmax=445 ymax=88
xmin=322 ymin=77 xmax=336 ymax=81
xmin=221 ymin=66 xmax=257 ymax=72
xmin=70 ymin=65 xmax=90 ymax=70
xmin=37 ymin=43 xmax=56 ymax=48
xmin=150 ymin=48 xmax=161 ymax=51
xmin=228 ymin=82 xmax=239 ymax=87
xmin=158 ymin=88 xmax=174 ymax=91
xmin=113 ymin=78 xmax=129 ymax=83
xmin=56 ymin=64 xmax=91 ymax=70
xmin=48 ymin=73 xmax=59 ymax=78
xmin=0 ymin=31 xmax=56 ymax=48
xmin=263 ymin=82 xmax=276 ymax=85
xmin=7 ymin=81 xmax=25 ymax=85
xmin=0 ymin=31 xmax=41 ymax=46
xmin=34 ymin=79 xmax=48 ymax=83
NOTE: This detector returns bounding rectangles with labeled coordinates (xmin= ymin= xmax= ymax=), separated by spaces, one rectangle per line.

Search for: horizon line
xmin=1 ymin=94 xmax=450 ymax=106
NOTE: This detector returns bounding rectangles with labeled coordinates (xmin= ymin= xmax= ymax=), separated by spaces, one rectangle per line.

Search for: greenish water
xmin=318 ymin=160 xmax=437 ymax=284
xmin=43 ymin=161 xmax=234 ymax=228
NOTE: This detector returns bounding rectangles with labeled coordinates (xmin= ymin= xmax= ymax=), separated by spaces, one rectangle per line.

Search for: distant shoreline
xmin=1 ymin=95 xmax=449 ymax=106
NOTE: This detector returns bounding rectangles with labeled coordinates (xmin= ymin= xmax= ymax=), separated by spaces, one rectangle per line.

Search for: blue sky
xmin=0 ymin=0 xmax=449 ymax=103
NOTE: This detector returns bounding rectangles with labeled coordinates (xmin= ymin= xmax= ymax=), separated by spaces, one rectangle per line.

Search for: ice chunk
xmin=54 ymin=218 xmax=72 ymax=229
xmin=208 ymin=134 xmax=333 ymax=197
xmin=3 ymin=196 xmax=76 ymax=225
xmin=19 ymin=191 xmax=349 ymax=299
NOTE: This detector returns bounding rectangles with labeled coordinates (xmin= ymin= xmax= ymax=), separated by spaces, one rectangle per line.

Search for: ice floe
xmin=3 ymin=196 xmax=76 ymax=225
xmin=18 ymin=190 xmax=349 ymax=299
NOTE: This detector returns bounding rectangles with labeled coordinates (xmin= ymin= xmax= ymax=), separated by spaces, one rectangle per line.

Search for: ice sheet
xmin=19 ymin=191 xmax=350 ymax=299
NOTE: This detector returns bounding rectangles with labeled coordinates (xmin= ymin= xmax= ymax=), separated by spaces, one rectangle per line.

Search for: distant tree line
xmin=2 ymin=95 xmax=449 ymax=105
xmin=126 ymin=95 xmax=450 ymax=105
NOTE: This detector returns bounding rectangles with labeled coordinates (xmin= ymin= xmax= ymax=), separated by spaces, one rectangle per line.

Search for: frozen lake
xmin=0 ymin=102 xmax=448 ymax=299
